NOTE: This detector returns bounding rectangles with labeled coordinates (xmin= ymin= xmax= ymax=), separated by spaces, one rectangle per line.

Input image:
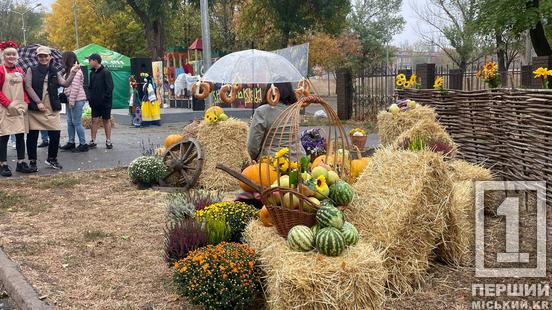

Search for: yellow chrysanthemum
xmin=274 ymin=147 xmax=289 ymax=159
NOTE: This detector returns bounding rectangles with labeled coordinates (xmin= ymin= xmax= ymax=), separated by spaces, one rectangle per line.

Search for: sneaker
xmin=0 ymin=164 xmax=12 ymax=177
xmin=88 ymin=141 xmax=97 ymax=149
xmin=16 ymin=162 xmax=33 ymax=173
xmin=73 ymin=144 xmax=89 ymax=152
xmin=29 ymin=160 xmax=38 ymax=172
xmin=45 ymin=158 xmax=63 ymax=170
xmin=106 ymin=141 xmax=113 ymax=149
xmin=38 ymin=141 xmax=49 ymax=148
xmin=60 ymin=142 xmax=76 ymax=151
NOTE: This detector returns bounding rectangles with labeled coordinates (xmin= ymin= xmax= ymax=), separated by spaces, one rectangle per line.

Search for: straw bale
xmin=196 ymin=118 xmax=251 ymax=191
xmin=82 ymin=116 xmax=115 ymax=129
xmin=244 ymin=220 xmax=387 ymax=310
xmin=181 ymin=119 xmax=201 ymax=139
xmin=392 ymin=118 xmax=457 ymax=157
xmin=347 ymin=148 xmax=451 ymax=296
xmin=377 ymin=106 xmax=437 ymax=146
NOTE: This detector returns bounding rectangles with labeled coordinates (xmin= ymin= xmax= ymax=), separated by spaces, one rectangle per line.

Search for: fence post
xmin=415 ymin=63 xmax=436 ymax=89
xmin=521 ymin=65 xmax=533 ymax=88
xmin=449 ymin=69 xmax=463 ymax=90
xmin=532 ymin=56 xmax=552 ymax=88
xmin=336 ymin=67 xmax=352 ymax=120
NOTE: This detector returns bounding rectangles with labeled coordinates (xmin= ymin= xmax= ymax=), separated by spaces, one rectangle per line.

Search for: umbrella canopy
xmin=17 ymin=44 xmax=63 ymax=72
xmin=202 ymin=49 xmax=304 ymax=84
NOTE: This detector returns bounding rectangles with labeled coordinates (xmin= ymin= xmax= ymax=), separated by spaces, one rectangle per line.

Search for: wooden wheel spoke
xmin=182 ymin=152 xmax=197 ymax=165
xmin=168 ymin=150 xmax=180 ymax=160
xmin=180 ymin=144 xmax=194 ymax=160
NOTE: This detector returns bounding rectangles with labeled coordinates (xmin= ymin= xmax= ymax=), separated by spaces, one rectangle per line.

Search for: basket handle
xmin=298 ymin=95 xmax=326 ymax=108
xmin=215 ymin=164 xmax=261 ymax=193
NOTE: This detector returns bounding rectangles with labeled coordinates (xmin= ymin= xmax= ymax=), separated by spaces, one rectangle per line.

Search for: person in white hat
xmin=24 ymin=45 xmax=80 ymax=171
xmin=0 ymin=41 xmax=33 ymax=176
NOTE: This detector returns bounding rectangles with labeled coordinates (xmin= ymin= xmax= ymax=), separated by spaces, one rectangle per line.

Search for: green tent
xmin=75 ymin=43 xmax=131 ymax=109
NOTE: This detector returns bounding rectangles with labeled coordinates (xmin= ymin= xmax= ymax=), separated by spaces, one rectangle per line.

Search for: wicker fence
xmin=397 ymin=88 xmax=552 ymax=204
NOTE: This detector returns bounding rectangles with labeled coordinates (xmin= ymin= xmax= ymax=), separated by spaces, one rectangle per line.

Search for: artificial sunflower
xmin=533 ymin=67 xmax=552 ymax=79
xmin=409 ymin=73 xmax=417 ymax=84
xmin=315 ymin=175 xmax=327 ymax=192
xmin=396 ymin=73 xmax=406 ymax=81
xmin=484 ymin=61 xmax=497 ymax=73
xmin=290 ymin=161 xmax=298 ymax=170
xmin=433 ymin=77 xmax=444 ymax=89
xmin=396 ymin=79 xmax=405 ymax=87
xmin=272 ymin=157 xmax=289 ymax=172
xmin=404 ymin=81 xmax=411 ymax=88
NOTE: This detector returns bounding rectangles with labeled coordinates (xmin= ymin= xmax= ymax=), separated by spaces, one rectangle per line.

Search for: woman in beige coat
xmin=0 ymin=45 xmax=33 ymax=177
xmin=25 ymin=46 xmax=79 ymax=171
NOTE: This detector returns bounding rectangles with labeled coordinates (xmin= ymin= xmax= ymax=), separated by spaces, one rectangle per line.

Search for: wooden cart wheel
xmin=160 ymin=138 xmax=204 ymax=190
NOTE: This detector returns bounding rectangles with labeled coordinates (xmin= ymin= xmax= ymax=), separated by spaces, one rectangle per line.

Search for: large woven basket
xmin=261 ymin=187 xmax=319 ymax=238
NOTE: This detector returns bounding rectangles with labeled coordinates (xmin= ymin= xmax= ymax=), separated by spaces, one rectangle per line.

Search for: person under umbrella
xmin=0 ymin=41 xmax=33 ymax=176
xmin=24 ymin=46 xmax=80 ymax=171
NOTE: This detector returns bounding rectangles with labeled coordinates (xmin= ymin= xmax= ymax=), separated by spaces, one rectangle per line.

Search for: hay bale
xmin=196 ymin=119 xmax=251 ymax=191
xmin=347 ymin=148 xmax=451 ymax=295
xmin=377 ymin=106 xmax=437 ymax=146
xmin=181 ymin=119 xmax=201 ymax=139
xmin=82 ymin=116 xmax=115 ymax=129
xmin=447 ymin=160 xmax=499 ymax=214
xmin=244 ymin=220 xmax=387 ymax=310
xmin=392 ymin=118 xmax=457 ymax=157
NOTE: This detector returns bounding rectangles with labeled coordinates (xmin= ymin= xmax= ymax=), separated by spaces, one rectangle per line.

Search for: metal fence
xmin=352 ymin=60 xmax=526 ymax=121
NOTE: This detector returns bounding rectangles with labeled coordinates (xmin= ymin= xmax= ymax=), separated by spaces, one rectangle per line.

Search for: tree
xmin=414 ymin=0 xmax=485 ymax=72
xmin=308 ymin=31 xmax=359 ymax=73
xmin=0 ymin=1 xmax=47 ymax=46
xmin=349 ymin=0 xmax=404 ymax=72
xmin=46 ymin=0 xmax=98 ymax=51
xmin=477 ymin=0 xmax=552 ymax=56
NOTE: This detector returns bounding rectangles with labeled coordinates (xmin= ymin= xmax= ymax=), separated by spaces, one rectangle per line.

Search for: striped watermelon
xmin=341 ymin=222 xmax=359 ymax=246
xmin=320 ymin=199 xmax=335 ymax=209
xmin=316 ymin=205 xmax=344 ymax=229
xmin=311 ymin=224 xmax=322 ymax=236
xmin=329 ymin=181 xmax=353 ymax=206
xmin=287 ymin=225 xmax=315 ymax=252
xmin=315 ymin=227 xmax=346 ymax=257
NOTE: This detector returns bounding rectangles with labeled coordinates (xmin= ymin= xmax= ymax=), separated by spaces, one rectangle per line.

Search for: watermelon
xmin=316 ymin=205 xmax=344 ymax=229
xmin=311 ymin=224 xmax=322 ymax=236
xmin=315 ymin=227 xmax=346 ymax=257
xmin=329 ymin=180 xmax=353 ymax=206
xmin=320 ymin=199 xmax=335 ymax=209
xmin=287 ymin=225 xmax=315 ymax=252
xmin=341 ymin=222 xmax=359 ymax=246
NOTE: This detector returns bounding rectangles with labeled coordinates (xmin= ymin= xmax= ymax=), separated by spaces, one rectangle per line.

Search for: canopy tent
xmin=75 ymin=43 xmax=131 ymax=109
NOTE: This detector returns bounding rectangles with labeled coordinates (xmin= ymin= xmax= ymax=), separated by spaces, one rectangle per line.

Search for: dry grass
xmin=348 ymin=148 xmax=452 ymax=296
xmin=377 ymin=106 xmax=437 ymax=146
xmin=0 ymin=169 xmax=197 ymax=310
xmin=244 ymin=220 xmax=387 ymax=310
xmin=196 ymin=118 xmax=251 ymax=191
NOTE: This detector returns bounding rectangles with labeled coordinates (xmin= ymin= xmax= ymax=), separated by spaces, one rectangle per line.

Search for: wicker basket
xmin=350 ymin=134 xmax=368 ymax=150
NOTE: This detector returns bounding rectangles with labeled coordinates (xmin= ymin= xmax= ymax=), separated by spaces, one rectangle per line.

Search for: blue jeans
xmin=66 ymin=100 xmax=87 ymax=145
xmin=41 ymin=130 xmax=48 ymax=142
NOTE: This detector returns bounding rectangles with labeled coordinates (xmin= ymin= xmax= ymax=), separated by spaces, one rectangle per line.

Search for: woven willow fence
xmin=397 ymin=88 xmax=552 ymax=205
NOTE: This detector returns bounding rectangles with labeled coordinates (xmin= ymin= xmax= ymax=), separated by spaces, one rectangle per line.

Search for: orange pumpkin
xmin=351 ymin=157 xmax=371 ymax=181
xmin=259 ymin=206 xmax=273 ymax=226
xmin=163 ymin=134 xmax=184 ymax=149
xmin=206 ymin=106 xmax=224 ymax=116
xmin=239 ymin=163 xmax=278 ymax=192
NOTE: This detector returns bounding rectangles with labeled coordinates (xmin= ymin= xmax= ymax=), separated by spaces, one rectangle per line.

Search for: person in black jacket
xmin=87 ymin=53 xmax=114 ymax=149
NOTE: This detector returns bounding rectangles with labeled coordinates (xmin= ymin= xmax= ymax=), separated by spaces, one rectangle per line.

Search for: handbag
xmin=59 ymin=87 xmax=68 ymax=104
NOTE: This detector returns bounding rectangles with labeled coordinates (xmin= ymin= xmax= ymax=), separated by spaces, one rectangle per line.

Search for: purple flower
xmin=301 ymin=128 xmax=326 ymax=156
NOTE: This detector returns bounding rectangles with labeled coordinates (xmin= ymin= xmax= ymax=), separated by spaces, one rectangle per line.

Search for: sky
xmin=41 ymin=0 xmax=425 ymax=47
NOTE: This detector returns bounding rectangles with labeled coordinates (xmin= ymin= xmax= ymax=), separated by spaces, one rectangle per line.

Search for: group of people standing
xmin=0 ymin=42 xmax=114 ymax=177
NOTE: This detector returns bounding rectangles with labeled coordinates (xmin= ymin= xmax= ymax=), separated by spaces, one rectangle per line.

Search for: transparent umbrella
xmin=202 ymin=49 xmax=304 ymax=84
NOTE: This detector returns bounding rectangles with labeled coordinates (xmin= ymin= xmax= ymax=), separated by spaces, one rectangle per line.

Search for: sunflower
xmin=290 ymin=161 xmax=298 ymax=170
xmin=484 ymin=61 xmax=497 ymax=73
xmin=396 ymin=79 xmax=405 ymax=87
xmin=433 ymin=76 xmax=444 ymax=89
xmin=274 ymin=147 xmax=289 ymax=159
xmin=204 ymin=112 xmax=218 ymax=123
xmin=396 ymin=73 xmax=406 ymax=81
xmin=404 ymin=81 xmax=411 ymax=88
xmin=409 ymin=73 xmax=417 ymax=84
xmin=315 ymin=175 xmax=327 ymax=192
xmin=272 ymin=157 xmax=289 ymax=172
xmin=533 ymin=67 xmax=551 ymax=79
xmin=475 ymin=70 xmax=482 ymax=79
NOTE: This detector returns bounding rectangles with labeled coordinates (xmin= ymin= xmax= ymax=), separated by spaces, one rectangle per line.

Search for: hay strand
xmin=377 ymin=106 xmax=437 ymax=146
xmin=244 ymin=220 xmax=387 ymax=310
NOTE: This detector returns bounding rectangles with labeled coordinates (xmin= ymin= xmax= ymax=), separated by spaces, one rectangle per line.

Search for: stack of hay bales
xmin=377 ymin=106 xmax=437 ymax=146
xmin=436 ymin=160 xmax=496 ymax=266
xmin=181 ymin=119 xmax=201 ymax=139
xmin=347 ymin=148 xmax=452 ymax=295
xmin=196 ymin=119 xmax=251 ymax=191
xmin=244 ymin=220 xmax=388 ymax=310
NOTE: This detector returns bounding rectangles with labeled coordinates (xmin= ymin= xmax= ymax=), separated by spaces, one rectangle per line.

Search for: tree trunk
xmin=126 ymin=0 xmax=165 ymax=60
xmin=495 ymin=32 xmax=508 ymax=86
xmin=527 ymin=0 xmax=552 ymax=56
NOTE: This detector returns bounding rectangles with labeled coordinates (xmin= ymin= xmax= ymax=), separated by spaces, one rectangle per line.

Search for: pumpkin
xmin=163 ymin=134 xmax=184 ymax=149
xmin=240 ymin=163 xmax=278 ymax=192
xmin=259 ymin=206 xmax=273 ymax=226
xmin=206 ymin=105 xmax=224 ymax=116
xmin=351 ymin=157 xmax=371 ymax=181
xmin=312 ymin=155 xmax=335 ymax=168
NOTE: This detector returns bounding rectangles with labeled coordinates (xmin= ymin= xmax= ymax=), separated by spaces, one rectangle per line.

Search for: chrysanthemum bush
xmin=173 ymin=242 xmax=259 ymax=310
xmin=164 ymin=219 xmax=208 ymax=266
xmin=128 ymin=155 xmax=167 ymax=187
xmin=196 ymin=201 xmax=257 ymax=242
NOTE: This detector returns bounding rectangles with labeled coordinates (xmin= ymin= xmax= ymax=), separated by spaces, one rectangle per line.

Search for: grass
xmin=38 ymin=177 xmax=80 ymax=189
xmin=0 ymin=190 xmax=26 ymax=210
